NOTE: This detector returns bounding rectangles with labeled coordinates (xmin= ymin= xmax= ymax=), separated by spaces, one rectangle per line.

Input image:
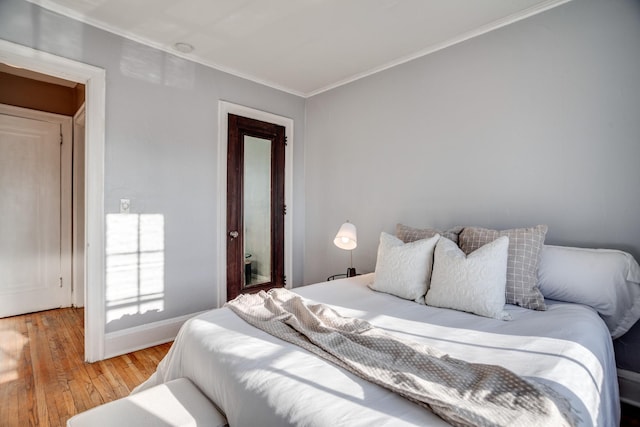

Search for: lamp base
xmin=347 ymin=267 xmax=357 ymax=277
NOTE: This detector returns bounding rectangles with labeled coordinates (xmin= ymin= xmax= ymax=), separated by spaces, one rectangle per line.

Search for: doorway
xmin=226 ymin=114 xmax=286 ymax=300
xmin=0 ymin=39 xmax=106 ymax=362
xmin=0 ymin=106 xmax=72 ymax=317
xmin=217 ymin=101 xmax=294 ymax=305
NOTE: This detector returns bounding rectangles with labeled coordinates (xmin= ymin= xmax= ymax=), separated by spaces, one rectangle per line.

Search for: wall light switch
xmin=120 ymin=198 xmax=131 ymax=214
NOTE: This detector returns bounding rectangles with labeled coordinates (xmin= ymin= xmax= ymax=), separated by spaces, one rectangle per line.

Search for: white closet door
xmin=0 ymin=113 xmax=69 ymax=317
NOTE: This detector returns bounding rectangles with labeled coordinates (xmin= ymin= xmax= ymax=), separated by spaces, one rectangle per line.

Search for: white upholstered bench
xmin=66 ymin=378 xmax=227 ymax=427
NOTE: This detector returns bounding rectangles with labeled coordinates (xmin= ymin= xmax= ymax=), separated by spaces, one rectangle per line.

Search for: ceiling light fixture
xmin=173 ymin=42 xmax=194 ymax=54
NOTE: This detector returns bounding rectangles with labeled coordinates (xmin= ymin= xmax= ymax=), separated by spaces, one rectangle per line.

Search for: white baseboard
xmin=619 ymin=369 xmax=640 ymax=408
xmin=104 ymin=311 xmax=206 ymax=360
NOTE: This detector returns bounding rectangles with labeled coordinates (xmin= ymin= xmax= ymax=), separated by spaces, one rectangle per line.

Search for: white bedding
xmin=136 ymin=274 xmax=619 ymax=426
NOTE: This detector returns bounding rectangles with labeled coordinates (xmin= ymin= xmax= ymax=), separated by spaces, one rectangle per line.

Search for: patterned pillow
xmin=458 ymin=225 xmax=548 ymax=311
xmin=426 ymin=236 xmax=511 ymax=320
xmin=370 ymin=232 xmax=440 ymax=304
xmin=396 ymin=224 xmax=464 ymax=245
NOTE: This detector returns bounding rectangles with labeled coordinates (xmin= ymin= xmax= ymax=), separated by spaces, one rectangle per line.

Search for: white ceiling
xmin=27 ymin=0 xmax=570 ymax=97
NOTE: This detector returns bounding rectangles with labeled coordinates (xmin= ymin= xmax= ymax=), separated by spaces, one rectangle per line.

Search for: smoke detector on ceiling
xmin=173 ymin=42 xmax=194 ymax=54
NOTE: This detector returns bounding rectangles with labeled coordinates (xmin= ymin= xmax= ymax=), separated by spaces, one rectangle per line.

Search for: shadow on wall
xmin=106 ymin=213 xmax=165 ymax=326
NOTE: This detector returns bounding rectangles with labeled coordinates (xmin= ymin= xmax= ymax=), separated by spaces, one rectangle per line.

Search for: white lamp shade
xmin=334 ymin=222 xmax=357 ymax=250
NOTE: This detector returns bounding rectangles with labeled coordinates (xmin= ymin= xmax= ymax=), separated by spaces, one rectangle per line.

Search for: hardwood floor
xmin=0 ymin=307 xmax=171 ymax=427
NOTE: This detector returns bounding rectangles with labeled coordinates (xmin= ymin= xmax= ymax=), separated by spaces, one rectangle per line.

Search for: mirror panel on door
xmin=243 ymin=135 xmax=272 ymax=287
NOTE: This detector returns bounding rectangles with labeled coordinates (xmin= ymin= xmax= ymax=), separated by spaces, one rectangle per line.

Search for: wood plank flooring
xmin=0 ymin=308 xmax=171 ymax=427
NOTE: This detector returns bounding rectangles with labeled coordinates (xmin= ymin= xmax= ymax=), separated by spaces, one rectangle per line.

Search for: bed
xmin=535 ymin=240 xmax=640 ymax=411
xmin=135 ymin=225 xmax=640 ymax=427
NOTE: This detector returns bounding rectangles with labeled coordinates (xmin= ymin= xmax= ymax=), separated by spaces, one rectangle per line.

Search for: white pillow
xmin=369 ymin=232 xmax=440 ymax=304
xmin=426 ymin=236 xmax=511 ymax=320
xmin=537 ymin=245 xmax=640 ymax=338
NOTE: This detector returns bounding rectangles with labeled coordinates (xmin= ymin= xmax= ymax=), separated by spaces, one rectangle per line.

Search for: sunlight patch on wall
xmin=36 ymin=7 xmax=84 ymax=59
xmin=119 ymin=40 xmax=195 ymax=89
xmin=106 ymin=214 xmax=165 ymax=324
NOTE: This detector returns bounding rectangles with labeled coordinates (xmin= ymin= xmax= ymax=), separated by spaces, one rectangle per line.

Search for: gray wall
xmin=0 ymin=0 xmax=306 ymax=332
xmin=304 ymin=0 xmax=640 ymax=285
xmin=3 ymin=0 xmax=639 ymax=328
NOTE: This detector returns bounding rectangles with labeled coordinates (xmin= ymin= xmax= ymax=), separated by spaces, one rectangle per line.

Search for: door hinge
xmin=283 ymin=275 xmax=287 ymax=286
xmin=284 ymin=136 xmax=288 ymax=146
xmin=283 ymin=204 xmax=287 ymax=215
xmin=60 ymin=133 xmax=63 ymax=145
xmin=59 ymin=277 xmax=63 ymax=288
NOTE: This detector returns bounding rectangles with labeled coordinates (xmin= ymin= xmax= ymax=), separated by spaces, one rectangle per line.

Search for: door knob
xmin=229 ymin=231 xmax=239 ymax=239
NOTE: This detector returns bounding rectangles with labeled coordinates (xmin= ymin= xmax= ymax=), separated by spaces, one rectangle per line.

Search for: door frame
xmin=0 ymin=39 xmax=106 ymax=362
xmin=0 ymin=103 xmax=72 ymax=313
xmin=217 ymin=101 xmax=293 ymax=305
xmin=72 ymin=103 xmax=86 ymax=308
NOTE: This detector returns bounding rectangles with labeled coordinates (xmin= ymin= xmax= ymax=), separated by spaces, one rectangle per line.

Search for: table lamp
xmin=334 ymin=221 xmax=357 ymax=277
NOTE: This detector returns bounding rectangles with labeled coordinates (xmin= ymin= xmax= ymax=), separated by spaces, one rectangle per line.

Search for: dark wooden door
xmin=227 ymin=114 xmax=285 ymax=301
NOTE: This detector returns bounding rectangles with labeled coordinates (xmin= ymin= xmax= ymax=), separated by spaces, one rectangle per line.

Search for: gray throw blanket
xmin=226 ymin=288 xmax=578 ymax=427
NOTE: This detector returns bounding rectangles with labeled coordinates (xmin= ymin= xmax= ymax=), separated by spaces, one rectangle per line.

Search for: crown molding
xmin=25 ymin=0 xmax=571 ymax=98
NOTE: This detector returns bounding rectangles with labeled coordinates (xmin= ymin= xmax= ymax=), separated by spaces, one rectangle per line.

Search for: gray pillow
xmin=396 ymin=223 xmax=464 ymax=245
xmin=458 ymin=225 xmax=548 ymax=311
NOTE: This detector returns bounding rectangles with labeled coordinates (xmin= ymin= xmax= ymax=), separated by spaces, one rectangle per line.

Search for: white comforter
xmin=135 ymin=274 xmax=619 ymax=426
